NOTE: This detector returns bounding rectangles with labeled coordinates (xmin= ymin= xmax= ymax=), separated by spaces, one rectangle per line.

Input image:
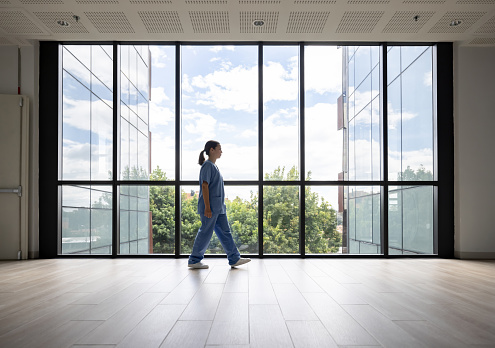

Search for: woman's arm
xmin=202 ymin=181 xmax=212 ymax=218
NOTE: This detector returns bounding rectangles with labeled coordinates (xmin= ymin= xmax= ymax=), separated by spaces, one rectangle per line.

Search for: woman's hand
xmin=204 ymin=206 xmax=212 ymax=218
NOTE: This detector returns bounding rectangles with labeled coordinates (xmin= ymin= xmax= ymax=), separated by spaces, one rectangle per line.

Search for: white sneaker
xmin=231 ymin=258 xmax=251 ymax=267
xmin=188 ymin=262 xmax=209 ymax=269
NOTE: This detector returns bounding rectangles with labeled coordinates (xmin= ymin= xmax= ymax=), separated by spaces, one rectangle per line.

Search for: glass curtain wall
xmin=59 ymin=43 xmax=437 ymax=256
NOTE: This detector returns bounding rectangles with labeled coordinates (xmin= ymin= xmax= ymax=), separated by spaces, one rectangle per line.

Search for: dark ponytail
xmin=198 ymin=140 xmax=220 ymax=165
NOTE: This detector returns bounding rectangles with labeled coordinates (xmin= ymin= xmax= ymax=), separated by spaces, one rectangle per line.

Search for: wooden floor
xmin=1 ymin=258 xmax=495 ymax=348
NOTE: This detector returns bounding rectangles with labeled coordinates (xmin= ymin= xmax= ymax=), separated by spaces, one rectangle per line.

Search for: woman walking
xmin=188 ymin=140 xmax=251 ymax=269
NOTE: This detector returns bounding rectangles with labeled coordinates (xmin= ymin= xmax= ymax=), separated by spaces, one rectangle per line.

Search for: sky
xmin=61 ymin=44 xmax=435 ymax=210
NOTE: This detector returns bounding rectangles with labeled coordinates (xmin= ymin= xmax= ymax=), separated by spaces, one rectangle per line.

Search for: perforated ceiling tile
xmin=0 ymin=9 xmax=45 ymax=34
xmin=403 ymin=0 xmax=444 ymax=3
xmin=428 ymin=11 xmax=485 ymax=33
xmin=287 ymin=11 xmax=329 ymax=33
xmin=0 ymin=37 xmax=14 ymax=45
xmin=383 ymin=11 xmax=434 ymax=33
xmin=469 ymin=37 xmax=495 ymax=44
xmin=240 ymin=11 xmax=278 ymax=33
xmin=77 ymin=0 xmax=118 ymax=3
xmin=475 ymin=15 xmax=495 ymax=33
xmin=34 ymin=12 xmax=89 ymax=33
xmin=336 ymin=11 xmax=384 ymax=33
xmin=294 ymin=0 xmax=336 ymax=3
xmin=20 ymin=0 xmax=62 ymax=4
xmin=348 ymin=0 xmax=389 ymax=4
xmin=189 ymin=11 xmax=229 ymax=33
xmin=456 ymin=0 xmax=494 ymax=4
xmin=139 ymin=11 xmax=183 ymax=33
xmin=0 ymin=0 xmax=11 ymax=4
xmin=85 ymin=11 xmax=134 ymax=33
xmin=187 ymin=0 xmax=226 ymax=3
xmin=240 ymin=0 xmax=279 ymax=3
xmin=132 ymin=0 xmax=171 ymax=3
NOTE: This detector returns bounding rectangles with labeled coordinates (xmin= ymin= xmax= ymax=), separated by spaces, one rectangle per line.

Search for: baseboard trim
xmin=454 ymin=251 xmax=495 ymax=260
xmin=28 ymin=251 xmax=39 ymax=259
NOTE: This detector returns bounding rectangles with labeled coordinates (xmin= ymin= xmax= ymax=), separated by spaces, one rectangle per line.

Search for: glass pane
xmin=346 ymin=186 xmax=381 ymax=254
xmin=387 ymin=46 xmax=401 ymax=84
xmin=120 ymin=45 xmax=151 ymax=181
xmin=400 ymin=48 xmax=434 ymax=180
xmin=181 ymin=45 xmax=258 ymax=180
xmin=92 ymin=45 xmax=113 ymax=92
xmin=389 ymin=186 xmax=434 ymax=254
xmin=91 ymin=96 xmax=113 ymax=180
xmin=305 ymin=46 xmax=343 ymax=181
xmin=305 ymin=186 xmax=342 ymax=254
xmin=61 ymin=185 xmax=112 ymax=254
xmin=62 ymin=71 xmax=90 ymax=180
xmin=354 ymin=46 xmax=371 ymax=88
xmin=149 ymin=46 xmax=175 ymax=181
xmin=263 ymin=46 xmax=299 ymax=180
xmin=120 ymin=185 xmax=174 ymax=255
xmin=63 ymin=46 xmax=90 ymax=89
xmin=263 ymin=185 xmax=299 ymax=254
xmin=388 ymin=46 xmax=434 ymax=182
xmin=181 ymin=185 xmax=201 ymax=255
xmin=180 ymin=186 xmax=258 ymax=255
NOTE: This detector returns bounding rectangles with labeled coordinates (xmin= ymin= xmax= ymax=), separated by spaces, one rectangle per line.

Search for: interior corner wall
xmin=454 ymin=44 xmax=495 ymax=259
xmin=0 ymin=44 xmax=40 ymax=259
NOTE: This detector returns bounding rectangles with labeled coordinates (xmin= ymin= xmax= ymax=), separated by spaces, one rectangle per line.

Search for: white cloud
xmin=240 ymin=129 xmax=258 ymax=139
xmin=150 ymin=87 xmax=170 ymax=104
xmin=388 ymin=102 xmax=417 ymax=130
xmin=210 ymin=46 xmax=235 ymax=53
xmin=424 ymin=71 xmax=432 ymax=87
xmin=219 ymin=122 xmax=236 ymax=132
xmin=304 ymin=46 xmax=342 ymax=95
xmin=63 ymin=96 xmax=113 ymax=140
xmin=149 ymin=103 xmax=174 ymax=127
xmin=182 ymin=74 xmax=194 ymax=93
xmin=188 ymin=65 xmax=258 ymax=112
xmin=182 ymin=110 xmax=217 ymax=137
xmin=263 ymin=61 xmax=298 ymax=103
xmin=388 ymin=148 xmax=434 ymax=179
xmin=150 ymin=46 xmax=170 ymax=68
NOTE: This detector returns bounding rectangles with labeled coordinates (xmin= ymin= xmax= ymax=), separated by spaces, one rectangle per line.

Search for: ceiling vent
xmin=187 ymin=0 xmax=227 ymax=3
xmin=240 ymin=11 xmax=278 ymax=33
xmin=239 ymin=0 xmax=280 ymax=3
xmin=428 ymin=11 xmax=485 ymax=33
xmin=336 ymin=11 xmax=384 ymax=33
xmin=475 ymin=15 xmax=495 ymax=33
xmin=348 ymin=0 xmax=389 ymax=4
xmin=139 ymin=11 xmax=184 ymax=33
xmin=189 ymin=11 xmax=230 ymax=33
xmin=383 ymin=11 xmax=434 ymax=33
xmin=132 ymin=0 xmax=172 ymax=3
xmin=20 ymin=0 xmax=63 ymax=4
xmin=469 ymin=37 xmax=495 ymax=44
xmin=0 ymin=9 xmax=45 ymax=34
xmin=287 ymin=11 xmax=329 ymax=33
xmin=85 ymin=12 xmax=135 ymax=33
xmin=456 ymin=0 xmax=494 ymax=3
xmin=34 ymin=12 xmax=89 ymax=33
xmin=402 ymin=0 xmax=444 ymax=3
xmin=77 ymin=0 xmax=118 ymax=3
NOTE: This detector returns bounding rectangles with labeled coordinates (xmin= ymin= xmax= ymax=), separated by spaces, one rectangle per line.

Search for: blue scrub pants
xmin=188 ymin=213 xmax=241 ymax=265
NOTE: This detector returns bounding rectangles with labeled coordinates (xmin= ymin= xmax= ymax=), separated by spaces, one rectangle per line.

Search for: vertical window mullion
xmin=112 ymin=42 xmax=119 ymax=257
xmin=382 ymin=43 xmax=389 ymax=256
xmin=258 ymin=43 xmax=264 ymax=258
xmin=299 ymin=44 xmax=305 ymax=256
xmin=175 ymin=44 xmax=181 ymax=257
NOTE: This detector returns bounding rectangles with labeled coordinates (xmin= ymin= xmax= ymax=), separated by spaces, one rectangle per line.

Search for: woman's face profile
xmin=210 ymin=144 xmax=222 ymax=159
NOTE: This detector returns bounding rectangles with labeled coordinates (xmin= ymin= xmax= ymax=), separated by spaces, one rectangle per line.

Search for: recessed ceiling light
xmin=57 ymin=20 xmax=70 ymax=27
xmin=450 ymin=19 xmax=462 ymax=27
xmin=253 ymin=20 xmax=265 ymax=27
xmin=413 ymin=15 xmax=420 ymax=22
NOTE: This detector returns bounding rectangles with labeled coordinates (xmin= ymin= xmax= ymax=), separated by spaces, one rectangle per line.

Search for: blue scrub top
xmin=197 ymin=160 xmax=226 ymax=215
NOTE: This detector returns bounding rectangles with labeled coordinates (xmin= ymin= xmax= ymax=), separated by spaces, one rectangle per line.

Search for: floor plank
xmin=1 ymin=258 xmax=494 ymax=348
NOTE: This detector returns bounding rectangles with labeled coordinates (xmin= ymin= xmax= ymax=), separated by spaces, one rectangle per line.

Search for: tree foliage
xmin=149 ymin=165 xmax=341 ymax=254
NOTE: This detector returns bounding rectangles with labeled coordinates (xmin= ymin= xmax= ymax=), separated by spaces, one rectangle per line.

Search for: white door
xmin=0 ymin=94 xmax=29 ymax=260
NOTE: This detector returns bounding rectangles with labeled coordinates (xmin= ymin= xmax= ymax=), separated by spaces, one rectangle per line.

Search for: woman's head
xmin=198 ymin=140 xmax=221 ymax=165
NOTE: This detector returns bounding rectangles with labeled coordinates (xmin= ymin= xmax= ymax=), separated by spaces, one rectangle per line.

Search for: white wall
xmin=0 ymin=44 xmax=39 ymax=258
xmin=454 ymin=45 xmax=495 ymax=259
